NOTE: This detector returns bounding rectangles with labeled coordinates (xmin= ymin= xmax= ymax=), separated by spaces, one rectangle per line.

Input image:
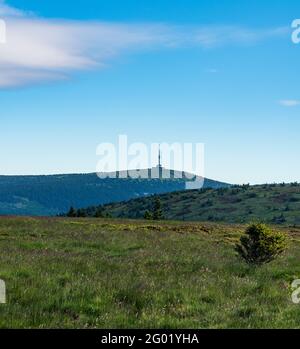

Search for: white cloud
xmin=279 ymin=100 xmax=300 ymax=107
xmin=194 ymin=26 xmax=288 ymax=48
xmin=0 ymin=1 xmax=25 ymax=17
xmin=206 ymin=68 xmax=218 ymax=73
xmin=0 ymin=1 xmax=289 ymax=88
xmin=0 ymin=17 xmax=172 ymax=87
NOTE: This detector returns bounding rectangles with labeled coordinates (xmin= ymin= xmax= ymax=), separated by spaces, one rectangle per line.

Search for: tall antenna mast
xmin=158 ymin=144 xmax=162 ymax=168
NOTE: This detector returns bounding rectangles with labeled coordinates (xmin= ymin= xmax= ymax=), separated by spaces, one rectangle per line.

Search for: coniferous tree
xmin=152 ymin=197 xmax=164 ymax=220
xmin=94 ymin=207 xmax=104 ymax=218
xmin=67 ymin=206 xmax=77 ymax=217
xmin=144 ymin=210 xmax=153 ymax=220
xmin=235 ymin=223 xmax=287 ymax=265
xmin=77 ymin=209 xmax=87 ymax=217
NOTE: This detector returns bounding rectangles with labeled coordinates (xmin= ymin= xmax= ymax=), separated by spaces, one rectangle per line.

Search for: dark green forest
xmin=0 ymin=173 xmax=229 ymax=216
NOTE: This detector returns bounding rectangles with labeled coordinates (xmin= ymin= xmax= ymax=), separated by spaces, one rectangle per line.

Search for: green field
xmin=0 ymin=216 xmax=300 ymax=328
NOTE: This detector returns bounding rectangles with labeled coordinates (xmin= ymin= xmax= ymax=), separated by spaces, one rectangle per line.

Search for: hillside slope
xmin=0 ymin=172 xmax=229 ymax=216
xmin=86 ymin=183 xmax=300 ymax=225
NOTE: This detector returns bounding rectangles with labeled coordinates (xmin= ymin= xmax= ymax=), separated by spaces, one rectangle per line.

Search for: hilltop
xmin=0 ymin=172 xmax=229 ymax=216
xmin=81 ymin=183 xmax=300 ymax=225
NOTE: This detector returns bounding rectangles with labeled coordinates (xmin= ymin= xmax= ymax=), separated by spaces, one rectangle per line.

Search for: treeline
xmin=65 ymin=196 xmax=165 ymax=220
xmin=65 ymin=206 xmax=112 ymax=218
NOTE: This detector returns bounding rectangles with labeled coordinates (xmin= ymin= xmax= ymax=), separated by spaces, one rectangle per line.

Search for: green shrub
xmin=143 ymin=210 xmax=152 ymax=220
xmin=235 ymin=223 xmax=287 ymax=265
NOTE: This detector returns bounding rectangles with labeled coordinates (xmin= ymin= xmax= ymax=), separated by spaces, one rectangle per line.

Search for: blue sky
xmin=0 ymin=0 xmax=300 ymax=184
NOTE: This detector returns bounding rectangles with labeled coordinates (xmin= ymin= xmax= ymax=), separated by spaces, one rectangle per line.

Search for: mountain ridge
xmin=0 ymin=170 xmax=230 ymax=216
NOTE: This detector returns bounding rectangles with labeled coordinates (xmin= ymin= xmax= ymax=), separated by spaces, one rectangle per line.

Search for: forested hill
xmin=0 ymin=172 xmax=229 ymax=216
xmin=80 ymin=183 xmax=300 ymax=226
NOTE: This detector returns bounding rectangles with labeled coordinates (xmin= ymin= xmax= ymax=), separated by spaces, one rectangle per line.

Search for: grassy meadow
xmin=0 ymin=216 xmax=300 ymax=328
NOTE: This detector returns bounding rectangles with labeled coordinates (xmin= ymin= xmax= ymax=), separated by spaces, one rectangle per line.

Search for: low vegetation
xmin=0 ymin=216 xmax=299 ymax=328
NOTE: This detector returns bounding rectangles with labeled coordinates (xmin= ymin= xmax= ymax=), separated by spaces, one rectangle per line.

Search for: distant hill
xmin=81 ymin=183 xmax=300 ymax=225
xmin=0 ymin=171 xmax=229 ymax=216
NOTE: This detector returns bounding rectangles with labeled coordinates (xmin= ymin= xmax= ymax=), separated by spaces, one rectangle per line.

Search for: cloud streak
xmin=0 ymin=1 xmax=289 ymax=88
xmin=279 ymin=100 xmax=300 ymax=107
